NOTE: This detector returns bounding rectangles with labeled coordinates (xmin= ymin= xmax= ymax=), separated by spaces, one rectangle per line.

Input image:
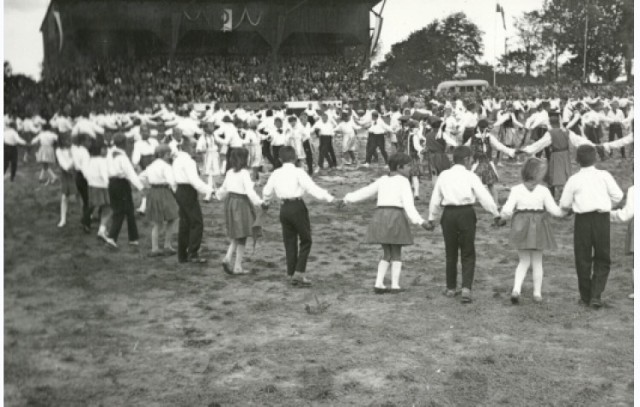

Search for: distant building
xmin=40 ymin=0 xmax=380 ymax=71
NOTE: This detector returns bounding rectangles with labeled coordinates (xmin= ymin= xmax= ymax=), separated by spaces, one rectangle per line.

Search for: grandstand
xmin=40 ymin=0 xmax=382 ymax=70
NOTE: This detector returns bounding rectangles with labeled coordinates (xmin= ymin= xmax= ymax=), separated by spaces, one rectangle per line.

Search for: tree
xmin=512 ymin=11 xmax=544 ymax=77
xmin=540 ymin=0 xmax=631 ymax=82
xmin=376 ymin=12 xmax=483 ymax=88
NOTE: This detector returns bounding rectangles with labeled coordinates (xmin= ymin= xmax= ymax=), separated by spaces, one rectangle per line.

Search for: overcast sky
xmin=4 ymin=0 xmax=544 ymax=79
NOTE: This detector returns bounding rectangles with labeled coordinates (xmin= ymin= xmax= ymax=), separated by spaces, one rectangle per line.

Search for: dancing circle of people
xmin=4 ymin=94 xmax=634 ymax=308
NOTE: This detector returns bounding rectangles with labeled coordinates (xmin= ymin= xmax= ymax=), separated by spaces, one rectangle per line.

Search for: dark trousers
xmin=584 ymin=126 xmax=606 ymax=160
xmin=574 ymin=212 xmax=611 ymax=303
xmin=302 ymin=140 xmax=314 ymax=175
xmin=4 ymin=144 xmax=18 ymax=181
xmin=175 ymin=184 xmax=204 ymax=261
xmin=318 ymin=135 xmax=337 ymax=169
xmin=608 ymin=123 xmax=625 ymax=157
xmin=272 ymin=145 xmax=283 ymax=169
xmin=280 ymin=199 xmax=312 ymax=275
xmin=462 ymin=127 xmax=475 ymax=145
xmin=365 ymin=133 xmax=388 ymax=164
xmin=441 ymin=206 xmax=477 ymax=290
xmin=75 ymin=171 xmax=91 ymax=227
xmin=261 ymin=140 xmax=275 ymax=168
xmin=364 ymin=134 xmax=379 ymax=162
xmin=108 ymin=178 xmax=139 ymax=242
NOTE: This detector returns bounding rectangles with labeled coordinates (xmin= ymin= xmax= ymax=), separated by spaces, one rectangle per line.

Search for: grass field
xmin=4 ymin=142 xmax=634 ymax=407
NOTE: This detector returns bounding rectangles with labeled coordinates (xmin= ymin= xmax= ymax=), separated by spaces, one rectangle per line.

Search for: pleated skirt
xmin=147 ymin=186 xmax=179 ymax=223
xmin=365 ymin=207 xmax=413 ymax=245
xmin=224 ymin=192 xmax=256 ymax=239
xmin=36 ymin=145 xmax=55 ymax=163
xmin=88 ymin=186 xmax=110 ymax=207
xmin=547 ymin=150 xmax=571 ymax=186
xmin=510 ymin=210 xmax=557 ymax=251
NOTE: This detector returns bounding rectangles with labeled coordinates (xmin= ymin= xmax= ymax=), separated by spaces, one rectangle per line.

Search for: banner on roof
xmin=221 ymin=8 xmax=232 ymax=31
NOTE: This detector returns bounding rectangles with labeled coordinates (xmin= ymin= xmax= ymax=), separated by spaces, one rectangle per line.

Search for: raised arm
xmin=488 ymin=134 xmax=515 ymax=157
xmin=343 ymin=178 xmax=381 ymax=204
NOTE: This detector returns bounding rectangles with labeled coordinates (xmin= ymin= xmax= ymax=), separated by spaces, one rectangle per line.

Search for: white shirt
xmin=269 ymin=127 xmax=287 ymax=146
xmin=107 ymin=147 xmax=144 ymax=190
xmin=4 ymin=128 xmax=26 ymax=146
xmin=344 ymin=175 xmax=424 ymax=225
xmin=55 ymin=148 xmax=75 ymax=171
xmin=611 ymin=186 xmax=634 ymax=223
xmin=525 ymin=110 xmax=550 ymax=129
xmin=559 ymin=166 xmax=623 ymax=213
xmin=604 ymin=109 xmax=626 ymax=124
xmin=72 ymin=118 xmax=104 ymax=138
xmin=20 ymin=118 xmax=41 ymax=134
xmin=139 ymin=159 xmax=176 ymax=189
xmin=196 ymin=133 xmax=218 ymax=153
xmin=285 ymin=125 xmax=306 ymax=158
xmin=500 ymin=184 xmax=564 ymax=219
xmin=366 ymin=118 xmax=393 ymax=135
xmin=581 ymin=110 xmax=603 ymax=127
xmin=215 ymin=123 xmax=244 ymax=148
xmin=459 ymin=111 xmax=478 ymax=129
xmin=132 ymin=138 xmax=159 ymax=166
xmin=263 ymin=163 xmax=334 ymax=202
xmin=83 ymin=157 xmax=110 ymax=188
xmin=428 ymin=164 xmax=499 ymax=221
xmin=32 ymin=131 xmax=58 ymax=147
xmin=71 ymin=145 xmax=90 ymax=172
xmin=216 ymin=169 xmax=263 ymax=206
xmin=313 ymin=120 xmax=336 ymax=136
xmin=172 ymin=151 xmax=213 ymax=195
xmin=521 ymin=129 xmax=593 ymax=155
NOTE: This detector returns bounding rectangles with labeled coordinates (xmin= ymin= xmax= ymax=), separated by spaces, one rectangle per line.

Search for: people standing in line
xmin=261 ymin=146 xmax=336 ymax=287
xmin=342 ymin=153 xmax=430 ymax=293
xmin=426 ymin=146 xmax=502 ymax=304
xmin=498 ymin=158 xmax=567 ymax=304
xmin=559 ymin=145 xmax=624 ymax=309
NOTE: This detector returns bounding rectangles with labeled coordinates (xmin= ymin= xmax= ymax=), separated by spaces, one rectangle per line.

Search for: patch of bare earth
xmin=5 ymin=143 xmax=633 ymax=406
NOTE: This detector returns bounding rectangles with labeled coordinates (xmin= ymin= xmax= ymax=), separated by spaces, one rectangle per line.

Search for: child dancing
xmin=343 ymin=153 xmax=430 ymax=293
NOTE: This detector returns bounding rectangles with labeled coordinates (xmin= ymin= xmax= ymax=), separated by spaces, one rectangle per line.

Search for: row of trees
xmin=375 ymin=0 xmax=633 ymax=88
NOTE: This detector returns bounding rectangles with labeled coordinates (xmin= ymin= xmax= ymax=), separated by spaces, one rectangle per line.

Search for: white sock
xmin=513 ymin=251 xmax=531 ymax=294
xmin=58 ymin=195 xmax=68 ymax=226
xmin=375 ymin=260 xmax=390 ymax=288
xmin=531 ymin=251 xmax=544 ymax=297
xmin=234 ymin=243 xmax=245 ymax=272
xmin=391 ymin=261 xmax=402 ymax=289
xmin=412 ymin=177 xmax=419 ymax=197
xmin=138 ymin=197 xmax=147 ymax=212
xmin=224 ymin=240 xmax=237 ymax=264
xmin=98 ymin=224 xmax=106 ymax=235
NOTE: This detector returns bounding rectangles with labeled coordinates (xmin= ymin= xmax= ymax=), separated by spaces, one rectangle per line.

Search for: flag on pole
xmin=496 ymin=3 xmax=506 ymax=30
xmin=221 ymin=8 xmax=232 ymax=31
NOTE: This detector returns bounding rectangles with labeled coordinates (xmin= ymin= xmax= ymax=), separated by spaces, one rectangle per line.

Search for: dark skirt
xmin=510 ymin=210 xmax=557 ymax=251
xmin=626 ymin=219 xmax=633 ymax=255
xmin=365 ymin=207 xmax=413 ymax=245
xmin=474 ymin=159 xmax=498 ymax=186
xmin=147 ymin=185 xmax=179 ymax=223
xmin=546 ymin=150 xmax=571 ymax=186
xmin=60 ymin=170 xmax=77 ymax=196
xmin=88 ymin=186 xmax=110 ymax=207
xmin=224 ymin=192 xmax=256 ymax=239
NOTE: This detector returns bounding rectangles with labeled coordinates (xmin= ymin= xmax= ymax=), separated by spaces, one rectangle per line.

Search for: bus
xmin=436 ymin=79 xmax=490 ymax=95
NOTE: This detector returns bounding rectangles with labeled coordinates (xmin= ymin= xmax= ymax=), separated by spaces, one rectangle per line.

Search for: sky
xmin=4 ymin=0 xmax=544 ymax=80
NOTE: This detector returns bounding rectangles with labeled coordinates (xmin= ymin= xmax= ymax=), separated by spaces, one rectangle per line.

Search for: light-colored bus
xmin=436 ymin=79 xmax=490 ymax=94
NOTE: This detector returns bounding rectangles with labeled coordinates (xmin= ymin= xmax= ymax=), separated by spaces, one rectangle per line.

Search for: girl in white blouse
xmin=54 ymin=133 xmax=77 ymax=228
xmin=499 ymin=158 xmax=567 ymax=304
xmin=216 ymin=148 xmax=264 ymax=275
xmin=139 ymin=144 xmax=179 ymax=257
xmin=31 ymin=126 xmax=59 ymax=185
xmin=342 ymin=153 xmax=429 ymax=293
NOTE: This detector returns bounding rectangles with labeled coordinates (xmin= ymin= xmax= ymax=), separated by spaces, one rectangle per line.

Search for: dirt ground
xmin=4 ymin=141 xmax=634 ymax=407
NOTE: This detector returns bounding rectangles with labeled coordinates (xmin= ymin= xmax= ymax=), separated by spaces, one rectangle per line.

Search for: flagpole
xmin=493 ymin=4 xmax=497 ymax=87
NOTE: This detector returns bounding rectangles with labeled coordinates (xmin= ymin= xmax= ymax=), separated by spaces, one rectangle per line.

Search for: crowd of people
xmin=3 ymin=86 xmax=635 ymax=307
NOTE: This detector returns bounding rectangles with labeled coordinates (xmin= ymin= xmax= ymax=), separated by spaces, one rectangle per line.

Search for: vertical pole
xmin=493 ymin=5 xmax=497 ymax=87
xmin=504 ymin=36 xmax=507 ymax=74
xmin=583 ymin=1 xmax=589 ymax=83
